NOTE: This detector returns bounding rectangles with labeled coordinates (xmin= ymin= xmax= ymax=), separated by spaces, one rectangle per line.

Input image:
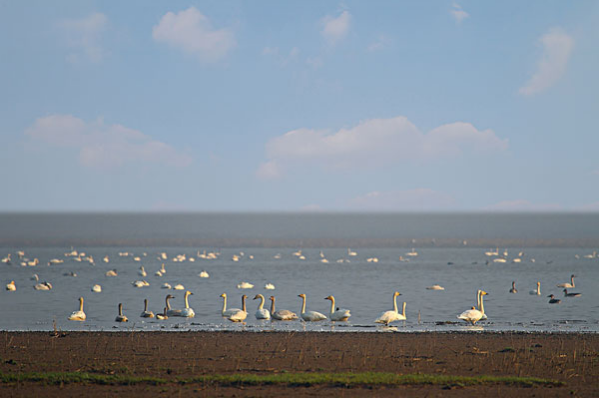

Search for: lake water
xmin=0 ymin=213 xmax=597 ymax=333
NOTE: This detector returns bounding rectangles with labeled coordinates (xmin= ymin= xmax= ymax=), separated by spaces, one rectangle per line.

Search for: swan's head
xmin=563 ymin=289 xmax=568 ymax=293
xmin=571 ymin=274 xmax=576 ymax=278
xmin=394 ymin=292 xmax=402 ymax=297
xmin=298 ymin=294 xmax=306 ymax=298
xmin=241 ymin=294 xmax=247 ymax=300
xmin=547 ymin=294 xmax=554 ymax=298
xmin=220 ymin=293 xmax=226 ymax=298
xmin=269 ymin=296 xmax=275 ymax=301
xmin=185 ymin=291 xmax=193 ymax=296
xmin=324 ymin=295 xmax=334 ymax=301
xmin=537 ymin=281 xmax=541 ymax=286
xmin=166 ymin=294 xmax=175 ymax=300
xmin=253 ymin=294 xmax=263 ymax=300
xmin=481 ymin=291 xmax=488 ymax=296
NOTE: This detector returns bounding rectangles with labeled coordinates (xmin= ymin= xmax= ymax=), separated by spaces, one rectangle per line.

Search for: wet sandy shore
xmin=0 ymin=331 xmax=597 ymax=397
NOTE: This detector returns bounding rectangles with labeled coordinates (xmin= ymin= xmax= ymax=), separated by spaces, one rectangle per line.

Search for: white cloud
xmin=152 ymin=6 xmax=235 ymax=63
xmin=367 ymin=35 xmax=391 ymax=52
xmin=321 ymin=10 xmax=351 ymax=45
xmin=519 ymin=28 xmax=573 ymax=96
xmin=256 ymin=160 xmax=283 ymax=180
xmin=262 ymin=46 xmax=300 ymax=66
xmin=259 ymin=116 xmax=507 ymax=176
xmin=485 ymin=199 xmax=562 ymax=212
xmin=348 ymin=189 xmax=456 ymax=211
xmin=58 ymin=12 xmax=108 ymax=63
xmin=450 ymin=4 xmax=469 ymax=24
xmin=25 ymin=114 xmax=192 ymax=170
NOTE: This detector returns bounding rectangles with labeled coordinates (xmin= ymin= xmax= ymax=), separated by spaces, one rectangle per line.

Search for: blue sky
xmin=0 ymin=1 xmax=597 ymax=212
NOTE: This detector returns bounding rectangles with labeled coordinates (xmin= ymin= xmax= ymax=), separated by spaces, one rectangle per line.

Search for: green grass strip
xmin=0 ymin=371 xmax=563 ymax=388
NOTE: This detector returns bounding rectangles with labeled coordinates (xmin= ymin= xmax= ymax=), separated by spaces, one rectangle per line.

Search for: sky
xmin=0 ymin=0 xmax=598 ymax=212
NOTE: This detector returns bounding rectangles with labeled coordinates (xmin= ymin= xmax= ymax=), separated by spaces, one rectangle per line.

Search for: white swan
xmin=165 ymin=294 xmax=182 ymax=317
xmin=458 ymin=290 xmax=487 ymax=325
xmin=227 ymin=295 xmax=248 ymax=322
xmin=140 ymin=299 xmax=154 ymax=318
xmin=298 ymin=294 xmax=327 ymax=322
xmin=132 ymin=280 xmax=149 ymax=288
xmin=161 ymin=283 xmax=172 ymax=289
xmin=269 ymin=296 xmax=298 ymax=320
xmin=264 ymin=283 xmax=275 ymax=290
xmin=68 ymin=297 xmax=86 ymax=321
xmin=139 ymin=266 xmax=147 ymax=277
xmin=34 ymin=280 xmax=52 ymax=290
xmin=105 ymin=269 xmax=118 ymax=277
xmin=237 ymin=282 xmax=254 ymax=289
xmin=199 ymin=271 xmax=210 ymax=278
xmin=6 ymin=281 xmax=16 ymax=291
xmin=91 ymin=284 xmax=102 ymax=293
xmin=155 ymin=263 xmax=166 ymax=277
xmin=324 ymin=295 xmax=351 ymax=321
xmin=253 ymin=294 xmax=271 ymax=320
xmin=476 ymin=289 xmax=488 ymax=320
xmin=374 ymin=292 xmax=405 ymax=325
xmin=556 ymin=274 xmax=576 ymax=288
xmin=220 ymin=293 xmax=242 ymax=317
xmin=180 ymin=291 xmax=195 ymax=318
xmin=529 ymin=281 xmax=541 ymax=295
xmin=173 ymin=284 xmax=185 ymax=290
xmin=115 ymin=303 xmax=128 ymax=322
xmin=426 ymin=284 xmax=444 ymax=290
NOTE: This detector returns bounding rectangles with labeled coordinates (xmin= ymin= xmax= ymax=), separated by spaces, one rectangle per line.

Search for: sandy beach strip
xmin=0 ymin=331 xmax=597 ymax=397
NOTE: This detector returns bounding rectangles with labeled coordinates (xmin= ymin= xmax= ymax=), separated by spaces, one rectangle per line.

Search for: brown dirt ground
xmin=0 ymin=331 xmax=597 ymax=397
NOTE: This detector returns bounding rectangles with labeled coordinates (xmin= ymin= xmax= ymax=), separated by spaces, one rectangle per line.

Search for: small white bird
xmin=105 ymin=269 xmax=118 ymax=277
xmin=199 ymin=271 xmax=210 ymax=278
xmin=91 ymin=284 xmax=102 ymax=293
xmin=6 ymin=281 xmax=16 ymax=291
xmin=138 ymin=266 xmax=147 ymax=277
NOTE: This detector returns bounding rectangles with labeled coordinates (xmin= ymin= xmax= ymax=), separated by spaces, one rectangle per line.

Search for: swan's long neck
xmin=301 ymin=296 xmax=307 ymax=314
xmin=242 ymin=296 xmax=246 ymax=312
xmin=184 ymin=293 xmax=190 ymax=308
xmin=392 ymin=294 xmax=398 ymax=313
xmin=329 ymin=297 xmax=336 ymax=314
xmin=401 ymin=302 xmax=406 ymax=317
xmin=166 ymin=296 xmax=172 ymax=310
xmin=270 ymin=298 xmax=275 ymax=314
xmin=118 ymin=303 xmax=123 ymax=316
xmin=79 ymin=298 xmax=84 ymax=312
xmin=479 ymin=292 xmax=485 ymax=314
xmin=222 ymin=295 xmax=227 ymax=313
xmin=571 ymin=276 xmax=575 ymax=287
xmin=258 ymin=295 xmax=265 ymax=310
xmin=537 ymin=283 xmax=541 ymax=295
xmin=144 ymin=299 xmax=148 ymax=312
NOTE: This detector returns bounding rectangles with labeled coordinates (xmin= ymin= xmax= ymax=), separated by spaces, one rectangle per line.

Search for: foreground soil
xmin=0 ymin=331 xmax=597 ymax=397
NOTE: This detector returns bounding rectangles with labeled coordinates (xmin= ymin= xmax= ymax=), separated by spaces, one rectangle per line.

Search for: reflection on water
xmin=0 ymin=246 xmax=597 ymax=333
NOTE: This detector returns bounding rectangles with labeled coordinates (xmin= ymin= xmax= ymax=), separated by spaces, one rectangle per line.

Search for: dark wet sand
xmin=0 ymin=331 xmax=597 ymax=397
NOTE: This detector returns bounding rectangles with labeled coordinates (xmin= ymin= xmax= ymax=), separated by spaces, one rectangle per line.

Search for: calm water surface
xmin=0 ymin=213 xmax=597 ymax=333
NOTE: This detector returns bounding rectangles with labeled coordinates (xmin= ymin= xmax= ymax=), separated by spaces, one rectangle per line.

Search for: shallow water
xmin=1 ymin=246 xmax=597 ymax=333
